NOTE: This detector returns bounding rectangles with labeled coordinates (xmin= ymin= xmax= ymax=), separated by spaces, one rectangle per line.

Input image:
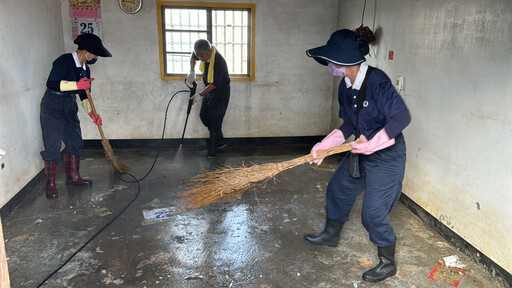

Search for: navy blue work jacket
xmin=338 ymin=68 xmax=408 ymax=139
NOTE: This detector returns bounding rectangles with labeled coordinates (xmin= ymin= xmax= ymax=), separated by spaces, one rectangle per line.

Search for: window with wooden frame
xmin=157 ymin=1 xmax=255 ymax=81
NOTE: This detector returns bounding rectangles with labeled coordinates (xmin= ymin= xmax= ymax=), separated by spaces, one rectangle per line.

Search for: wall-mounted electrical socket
xmin=1 ymin=149 xmax=5 ymax=169
xmin=396 ymin=75 xmax=405 ymax=90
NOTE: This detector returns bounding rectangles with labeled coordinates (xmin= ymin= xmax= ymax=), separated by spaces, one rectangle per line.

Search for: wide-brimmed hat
xmin=306 ymin=29 xmax=367 ymax=66
xmin=74 ymin=33 xmax=112 ymax=57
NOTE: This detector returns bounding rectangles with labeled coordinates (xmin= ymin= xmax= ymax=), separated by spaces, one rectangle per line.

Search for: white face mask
xmin=328 ymin=62 xmax=346 ymax=77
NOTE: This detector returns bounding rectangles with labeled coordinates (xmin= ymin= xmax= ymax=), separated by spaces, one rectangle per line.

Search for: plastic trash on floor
xmin=142 ymin=207 xmax=174 ymax=225
xmin=428 ymin=255 xmax=466 ymax=287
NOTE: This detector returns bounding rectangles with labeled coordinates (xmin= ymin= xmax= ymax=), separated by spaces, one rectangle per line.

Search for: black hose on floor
xmin=37 ymin=87 xmax=190 ymax=287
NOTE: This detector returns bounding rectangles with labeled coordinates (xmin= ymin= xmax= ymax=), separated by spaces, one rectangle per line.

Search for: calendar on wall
xmin=69 ymin=0 xmax=101 ymax=19
xmin=69 ymin=0 xmax=102 ymax=40
xmin=71 ymin=19 xmax=102 ymax=40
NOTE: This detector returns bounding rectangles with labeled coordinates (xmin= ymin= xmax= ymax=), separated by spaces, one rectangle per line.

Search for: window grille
xmin=157 ymin=2 xmax=255 ymax=81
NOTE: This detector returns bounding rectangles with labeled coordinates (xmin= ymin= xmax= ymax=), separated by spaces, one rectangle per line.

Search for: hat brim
xmin=87 ymin=45 xmax=112 ymax=57
xmin=306 ymin=45 xmax=365 ymax=66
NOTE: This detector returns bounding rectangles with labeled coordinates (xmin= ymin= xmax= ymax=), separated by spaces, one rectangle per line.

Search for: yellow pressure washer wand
xmin=181 ymin=80 xmax=197 ymax=145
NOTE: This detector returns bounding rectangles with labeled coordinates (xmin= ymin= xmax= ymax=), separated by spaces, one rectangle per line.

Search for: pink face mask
xmin=328 ymin=62 xmax=346 ymax=77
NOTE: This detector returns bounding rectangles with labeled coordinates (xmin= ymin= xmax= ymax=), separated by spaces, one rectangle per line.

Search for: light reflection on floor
xmin=170 ymin=215 xmax=209 ymax=267
xmin=215 ymin=204 xmax=256 ymax=269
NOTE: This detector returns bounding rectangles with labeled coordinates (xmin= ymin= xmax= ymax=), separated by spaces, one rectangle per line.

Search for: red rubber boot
xmin=64 ymin=154 xmax=92 ymax=186
xmin=45 ymin=161 xmax=58 ymax=199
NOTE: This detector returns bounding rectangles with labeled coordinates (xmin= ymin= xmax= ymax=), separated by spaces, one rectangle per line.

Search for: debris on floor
xmin=184 ymin=273 xmax=203 ymax=280
xmin=109 ymin=185 xmax=128 ymax=192
xmin=427 ymin=255 xmax=466 ymax=287
xmin=136 ymin=253 xmax=171 ymax=269
xmin=442 ymin=255 xmax=467 ymax=269
xmin=95 ymin=207 xmax=112 ymax=217
xmin=92 ymin=191 xmax=112 ymax=201
xmin=359 ymin=257 xmax=373 ymax=269
xmin=141 ymin=207 xmax=174 ymax=225
xmin=103 ymin=273 xmax=115 ymax=284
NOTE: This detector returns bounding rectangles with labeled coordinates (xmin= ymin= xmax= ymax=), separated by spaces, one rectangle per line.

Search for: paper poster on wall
xmin=69 ymin=0 xmax=101 ymax=19
xmin=71 ymin=19 xmax=102 ymax=40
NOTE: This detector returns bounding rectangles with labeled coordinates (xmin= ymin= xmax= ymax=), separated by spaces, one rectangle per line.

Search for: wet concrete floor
xmin=2 ymin=146 xmax=506 ymax=287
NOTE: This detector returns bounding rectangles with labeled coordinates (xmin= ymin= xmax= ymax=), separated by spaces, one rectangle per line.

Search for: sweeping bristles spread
xmin=179 ymin=143 xmax=353 ymax=210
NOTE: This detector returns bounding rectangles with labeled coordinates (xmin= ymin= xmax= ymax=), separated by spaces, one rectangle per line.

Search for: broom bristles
xmin=179 ymin=143 xmax=353 ymax=210
xmin=101 ymin=138 xmax=129 ymax=173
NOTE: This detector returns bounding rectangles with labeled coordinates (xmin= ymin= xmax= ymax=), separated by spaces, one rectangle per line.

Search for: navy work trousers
xmin=200 ymin=87 xmax=230 ymax=154
xmin=325 ymin=133 xmax=406 ymax=247
xmin=40 ymin=91 xmax=83 ymax=162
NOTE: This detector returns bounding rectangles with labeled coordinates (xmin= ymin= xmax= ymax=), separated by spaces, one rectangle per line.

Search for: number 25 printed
xmin=80 ymin=22 xmax=94 ymax=34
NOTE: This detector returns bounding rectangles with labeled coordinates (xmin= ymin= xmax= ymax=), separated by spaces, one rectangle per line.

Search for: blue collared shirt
xmin=338 ymin=65 xmax=410 ymax=140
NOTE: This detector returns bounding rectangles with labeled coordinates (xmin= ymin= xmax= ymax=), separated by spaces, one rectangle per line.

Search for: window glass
xmin=158 ymin=2 xmax=255 ymax=81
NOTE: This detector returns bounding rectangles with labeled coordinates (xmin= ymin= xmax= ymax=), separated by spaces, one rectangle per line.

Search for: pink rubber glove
xmin=77 ymin=78 xmax=95 ymax=90
xmin=88 ymin=111 xmax=103 ymax=125
xmin=310 ymin=129 xmax=346 ymax=165
xmin=351 ymin=129 xmax=395 ymax=155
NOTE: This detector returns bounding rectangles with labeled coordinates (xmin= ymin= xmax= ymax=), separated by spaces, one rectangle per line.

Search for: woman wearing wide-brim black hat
xmin=304 ymin=29 xmax=411 ymax=283
xmin=40 ymin=33 xmax=111 ymax=199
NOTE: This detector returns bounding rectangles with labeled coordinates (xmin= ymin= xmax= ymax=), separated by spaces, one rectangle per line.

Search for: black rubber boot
xmin=304 ymin=219 xmax=344 ymax=247
xmin=362 ymin=243 xmax=397 ymax=282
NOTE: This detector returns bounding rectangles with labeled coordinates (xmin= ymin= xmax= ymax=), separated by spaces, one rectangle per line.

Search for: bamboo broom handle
xmin=307 ymin=142 xmax=353 ymax=161
xmin=85 ymin=89 xmax=107 ymax=140
xmin=276 ymin=143 xmax=353 ymax=171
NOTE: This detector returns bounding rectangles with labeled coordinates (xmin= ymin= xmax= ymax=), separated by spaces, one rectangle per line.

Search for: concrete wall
xmin=337 ymin=0 xmax=512 ymax=273
xmin=59 ymin=0 xmax=338 ymax=140
xmin=0 ymin=0 xmax=64 ymax=207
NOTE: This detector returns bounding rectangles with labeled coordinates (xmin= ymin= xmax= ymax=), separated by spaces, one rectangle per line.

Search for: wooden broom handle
xmin=302 ymin=142 xmax=353 ymax=163
xmin=85 ymin=89 xmax=106 ymax=140
xmin=275 ymin=143 xmax=353 ymax=171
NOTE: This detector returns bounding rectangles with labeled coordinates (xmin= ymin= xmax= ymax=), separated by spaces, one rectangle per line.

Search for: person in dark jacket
xmin=304 ymin=29 xmax=411 ymax=283
xmin=186 ymin=39 xmax=230 ymax=158
xmin=40 ymin=33 xmax=111 ymax=199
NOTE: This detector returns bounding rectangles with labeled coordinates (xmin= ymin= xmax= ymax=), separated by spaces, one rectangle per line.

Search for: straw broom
xmin=85 ymin=89 xmax=129 ymax=173
xmin=179 ymin=142 xmax=353 ymax=210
